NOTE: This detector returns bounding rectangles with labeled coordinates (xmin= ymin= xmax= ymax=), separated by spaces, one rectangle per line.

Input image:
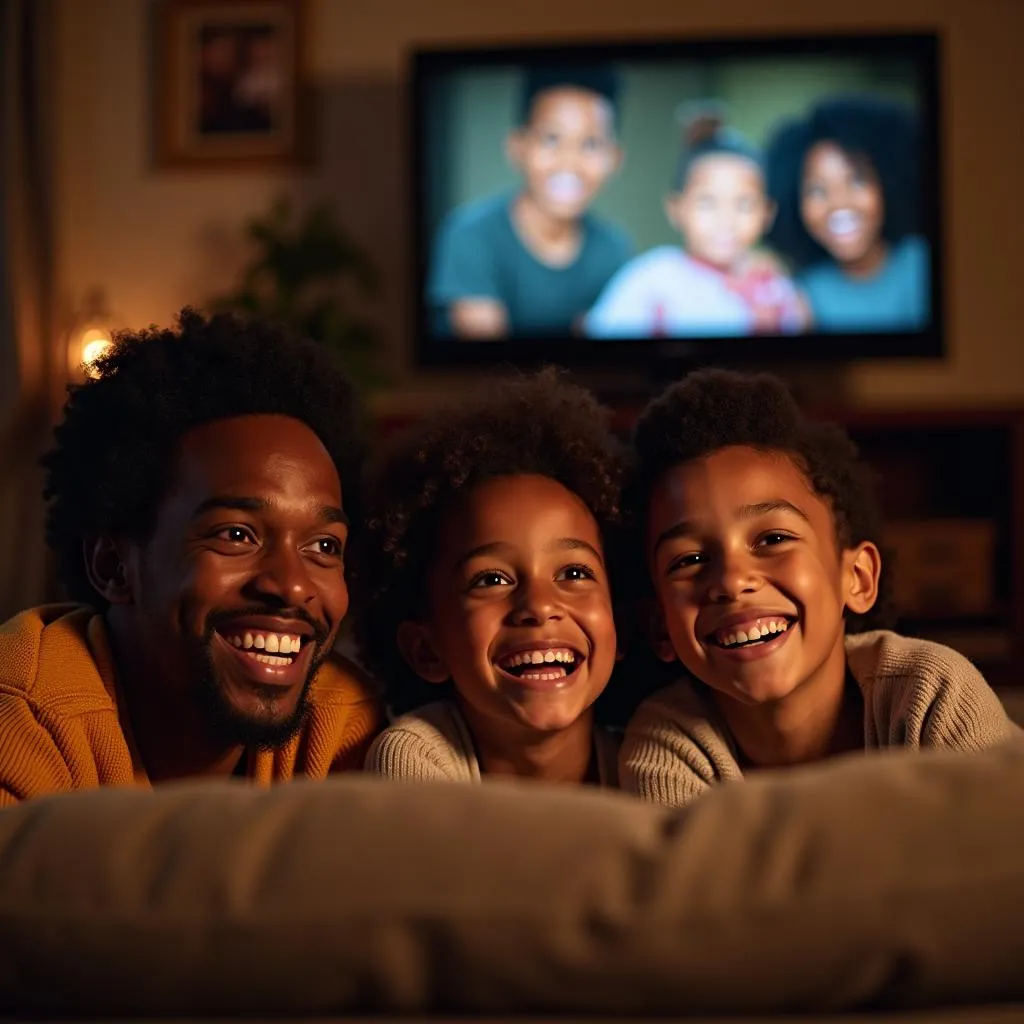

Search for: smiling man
xmin=0 ymin=309 xmax=382 ymax=805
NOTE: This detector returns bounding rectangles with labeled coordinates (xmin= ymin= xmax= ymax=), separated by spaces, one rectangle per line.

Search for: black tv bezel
xmin=409 ymin=31 xmax=944 ymax=373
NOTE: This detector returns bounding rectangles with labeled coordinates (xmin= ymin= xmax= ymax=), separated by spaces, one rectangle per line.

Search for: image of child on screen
xmin=764 ymin=95 xmax=929 ymax=332
xmin=428 ymin=66 xmax=632 ymax=339
xmin=584 ymin=106 xmax=805 ymax=339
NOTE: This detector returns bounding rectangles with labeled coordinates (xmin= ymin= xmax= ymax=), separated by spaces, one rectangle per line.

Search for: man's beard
xmin=190 ymin=609 xmax=331 ymax=750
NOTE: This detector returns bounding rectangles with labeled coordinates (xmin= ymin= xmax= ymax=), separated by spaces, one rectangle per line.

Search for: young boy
xmin=428 ymin=65 xmax=632 ymax=339
xmin=353 ymin=370 xmax=630 ymax=785
xmin=585 ymin=106 xmax=805 ymax=338
xmin=619 ymin=369 xmax=1017 ymax=806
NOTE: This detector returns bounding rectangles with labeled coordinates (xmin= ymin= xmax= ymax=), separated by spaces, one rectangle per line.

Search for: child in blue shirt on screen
xmin=428 ymin=65 xmax=632 ymax=339
xmin=764 ymin=95 xmax=929 ymax=333
xmin=585 ymin=105 xmax=805 ymax=339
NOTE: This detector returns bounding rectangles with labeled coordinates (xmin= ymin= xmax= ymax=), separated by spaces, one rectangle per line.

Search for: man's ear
xmin=396 ymin=621 xmax=450 ymax=684
xmin=642 ymin=597 xmax=678 ymax=664
xmin=83 ymin=535 xmax=134 ymax=606
xmin=842 ymin=541 xmax=882 ymax=617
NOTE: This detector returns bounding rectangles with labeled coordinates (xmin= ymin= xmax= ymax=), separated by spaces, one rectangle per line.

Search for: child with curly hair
xmin=352 ymin=369 xmax=630 ymax=786
xmin=764 ymin=94 xmax=930 ymax=332
xmin=619 ymin=369 xmax=1017 ymax=806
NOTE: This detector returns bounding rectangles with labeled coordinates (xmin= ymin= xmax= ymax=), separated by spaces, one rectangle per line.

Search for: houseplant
xmin=209 ymin=196 xmax=386 ymax=388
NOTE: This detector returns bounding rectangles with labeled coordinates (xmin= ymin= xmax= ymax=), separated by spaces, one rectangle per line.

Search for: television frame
xmin=409 ymin=31 xmax=944 ymax=373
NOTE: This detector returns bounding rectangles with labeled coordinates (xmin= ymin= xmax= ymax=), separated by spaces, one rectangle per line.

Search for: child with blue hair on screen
xmin=429 ymin=64 xmax=632 ymax=339
xmin=585 ymin=104 xmax=806 ymax=339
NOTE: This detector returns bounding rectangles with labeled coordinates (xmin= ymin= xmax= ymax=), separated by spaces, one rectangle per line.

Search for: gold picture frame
xmin=155 ymin=0 xmax=309 ymax=168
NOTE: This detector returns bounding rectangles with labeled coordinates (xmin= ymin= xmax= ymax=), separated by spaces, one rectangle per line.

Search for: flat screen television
xmin=410 ymin=32 xmax=943 ymax=374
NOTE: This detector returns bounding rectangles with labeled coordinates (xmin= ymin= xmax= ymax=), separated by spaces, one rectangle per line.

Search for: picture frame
xmin=154 ymin=0 xmax=308 ymax=168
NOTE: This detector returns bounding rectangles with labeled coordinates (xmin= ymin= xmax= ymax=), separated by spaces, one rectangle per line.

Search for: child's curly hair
xmin=351 ymin=367 xmax=631 ymax=719
xmin=628 ymin=368 xmax=893 ymax=633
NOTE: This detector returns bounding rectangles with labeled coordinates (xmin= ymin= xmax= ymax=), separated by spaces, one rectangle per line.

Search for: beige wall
xmin=53 ymin=0 xmax=1023 ymax=407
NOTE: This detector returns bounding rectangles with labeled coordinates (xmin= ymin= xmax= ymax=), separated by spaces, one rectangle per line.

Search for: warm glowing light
xmin=73 ymin=327 xmax=113 ymax=375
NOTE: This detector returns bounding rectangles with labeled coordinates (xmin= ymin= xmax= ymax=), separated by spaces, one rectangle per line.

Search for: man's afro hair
xmin=42 ymin=307 xmax=364 ymax=608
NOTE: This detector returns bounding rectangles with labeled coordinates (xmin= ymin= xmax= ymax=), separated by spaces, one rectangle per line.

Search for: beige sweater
xmin=365 ymin=700 xmax=620 ymax=787
xmin=620 ymin=629 xmax=1020 ymax=807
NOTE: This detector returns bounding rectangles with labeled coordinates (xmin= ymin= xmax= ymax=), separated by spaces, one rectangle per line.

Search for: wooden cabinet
xmin=816 ymin=408 xmax=1024 ymax=687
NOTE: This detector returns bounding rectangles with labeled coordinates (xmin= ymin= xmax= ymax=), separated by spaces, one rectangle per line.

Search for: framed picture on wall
xmin=155 ymin=0 xmax=309 ymax=168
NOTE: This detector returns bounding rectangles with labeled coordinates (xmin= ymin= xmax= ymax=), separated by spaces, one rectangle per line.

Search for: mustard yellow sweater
xmin=620 ymin=630 xmax=1020 ymax=807
xmin=0 ymin=604 xmax=383 ymax=807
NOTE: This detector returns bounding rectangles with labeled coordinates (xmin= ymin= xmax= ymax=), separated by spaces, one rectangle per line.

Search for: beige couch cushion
xmin=1 ymin=740 xmax=1023 ymax=1018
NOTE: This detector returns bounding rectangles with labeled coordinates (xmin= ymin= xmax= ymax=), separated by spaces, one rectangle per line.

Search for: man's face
xmin=507 ymin=87 xmax=621 ymax=222
xmin=119 ymin=415 xmax=350 ymax=748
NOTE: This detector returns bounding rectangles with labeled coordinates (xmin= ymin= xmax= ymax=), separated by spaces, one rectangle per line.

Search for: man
xmin=0 ymin=308 xmax=382 ymax=805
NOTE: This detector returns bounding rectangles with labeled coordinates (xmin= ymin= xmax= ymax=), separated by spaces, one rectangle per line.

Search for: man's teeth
xmin=223 ymin=631 xmax=303 ymax=655
xmin=716 ymin=620 xmax=789 ymax=648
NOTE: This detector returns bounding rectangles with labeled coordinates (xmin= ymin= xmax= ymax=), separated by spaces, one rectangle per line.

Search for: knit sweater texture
xmin=619 ymin=629 xmax=1020 ymax=806
xmin=365 ymin=699 xmax=621 ymax=787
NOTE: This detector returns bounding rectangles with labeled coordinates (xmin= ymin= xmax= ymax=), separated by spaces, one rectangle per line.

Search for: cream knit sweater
xmin=619 ymin=630 xmax=1020 ymax=807
xmin=365 ymin=700 xmax=621 ymax=787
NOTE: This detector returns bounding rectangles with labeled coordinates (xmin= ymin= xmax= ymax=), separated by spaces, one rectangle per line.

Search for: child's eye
xmin=539 ymin=132 xmax=560 ymax=148
xmin=667 ymin=552 xmax=705 ymax=573
xmin=757 ymin=531 xmax=795 ymax=548
xmin=556 ymin=563 xmax=596 ymax=582
xmin=469 ymin=570 xmax=513 ymax=589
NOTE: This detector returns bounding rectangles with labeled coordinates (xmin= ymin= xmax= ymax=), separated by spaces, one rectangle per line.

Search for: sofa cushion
xmin=1 ymin=740 xmax=1023 ymax=1018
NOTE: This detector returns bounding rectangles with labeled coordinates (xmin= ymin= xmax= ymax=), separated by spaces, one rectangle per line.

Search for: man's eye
xmin=215 ymin=526 xmax=253 ymax=544
xmin=313 ymin=537 xmax=343 ymax=557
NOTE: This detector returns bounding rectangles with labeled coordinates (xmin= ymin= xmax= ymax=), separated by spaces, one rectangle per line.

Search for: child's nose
xmin=509 ymin=577 xmax=562 ymax=625
xmin=707 ymin=551 xmax=761 ymax=602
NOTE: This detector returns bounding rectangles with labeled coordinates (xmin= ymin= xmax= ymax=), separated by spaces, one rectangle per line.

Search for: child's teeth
xmin=718 ymin=620 xmax=791 ymax=647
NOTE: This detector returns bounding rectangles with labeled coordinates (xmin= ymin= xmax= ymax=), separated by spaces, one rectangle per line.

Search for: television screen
xmin=410 ymin=33 xmax=942 ymax=370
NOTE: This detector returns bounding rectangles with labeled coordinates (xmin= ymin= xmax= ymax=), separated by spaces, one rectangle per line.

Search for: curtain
xmin=0 ymin=0 xmax=60 ymax=619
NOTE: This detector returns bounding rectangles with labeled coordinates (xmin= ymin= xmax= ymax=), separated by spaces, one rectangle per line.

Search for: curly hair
xmin=42 ymin=307 xmax=364 ymax=609
xmin=765 ymin=94 xmax=920 ymax=268
xmin=351 ymin=367 xmax=632 ymax=720
xmin=629 ymin=368 xmax=893 ymax=633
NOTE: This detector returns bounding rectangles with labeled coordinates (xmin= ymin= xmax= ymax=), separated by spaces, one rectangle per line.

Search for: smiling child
xmin=354 ymin=369 xmax=629 ymax=785
xmin=618 ymin=369 xmax=1017 ymax=806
